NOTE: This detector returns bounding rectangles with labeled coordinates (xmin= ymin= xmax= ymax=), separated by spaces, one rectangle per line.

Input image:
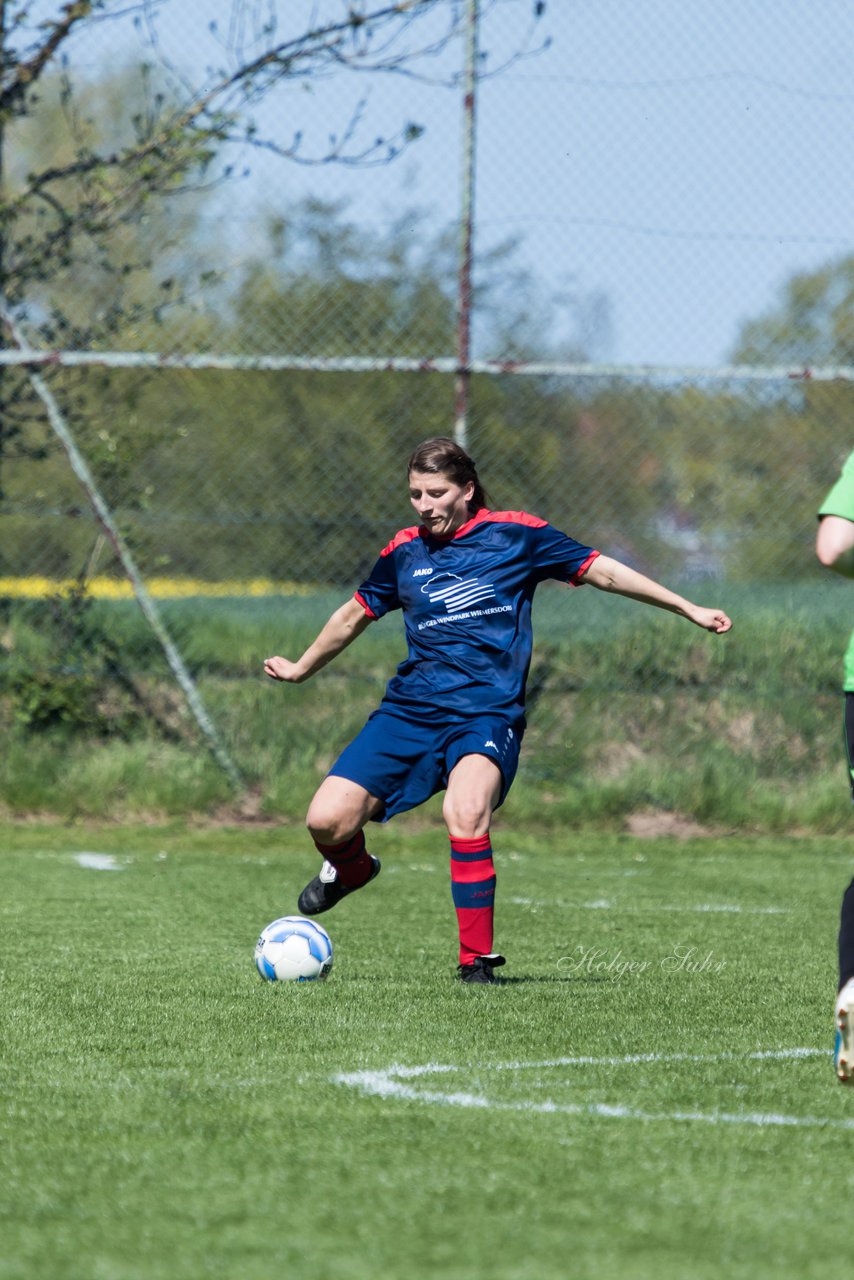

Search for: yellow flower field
xmin=0 ymin=576 xmax=316 ymax=600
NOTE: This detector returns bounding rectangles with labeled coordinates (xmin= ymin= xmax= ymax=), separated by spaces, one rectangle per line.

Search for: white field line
xmin=655 ymin=903 xmax=788 ymax=915
xmin=73 ymin=853 xmax=124 ymax=871
xmin=332 ymin=1049 xmax=852 ymax=1130
xmin=508 ymin=897 xmax=787 ymax=915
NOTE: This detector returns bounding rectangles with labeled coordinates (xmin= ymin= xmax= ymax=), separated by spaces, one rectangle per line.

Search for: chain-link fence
xmin=3 ymin=362 xmax=853 ymax=826
xmin=3 ymin=2 xmax=854 ymax=823
xmin=4 ymin=367 xmax=852 ymax=588
xmin=8 ymin=2 xmax=854 ymax=366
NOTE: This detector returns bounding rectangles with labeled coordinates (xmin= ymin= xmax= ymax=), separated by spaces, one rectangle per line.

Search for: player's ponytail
xmin=407 ymin=437 xmax=492 ymax=511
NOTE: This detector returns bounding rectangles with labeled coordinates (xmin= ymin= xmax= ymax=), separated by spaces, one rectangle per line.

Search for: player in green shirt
xmin=817 ymin=448 xmax=854 ymax=1083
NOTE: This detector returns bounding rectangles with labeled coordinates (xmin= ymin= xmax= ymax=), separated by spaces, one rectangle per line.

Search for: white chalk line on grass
xmin=333 ymin=1048 xmax=854 ymax=1130
xmin=73 ymin=852 xmax=124 ymax=871
xmin=508 ymin=897 xmax=787 ymax=914
xmin=656 ymin=903 xmax=788 ymax=915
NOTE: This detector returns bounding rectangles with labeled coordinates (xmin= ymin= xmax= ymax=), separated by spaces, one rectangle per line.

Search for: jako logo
xmin=413 ymin=567 xmax=433 ymax=578
xmin=421 ymin=572 xmax=496 ymax=613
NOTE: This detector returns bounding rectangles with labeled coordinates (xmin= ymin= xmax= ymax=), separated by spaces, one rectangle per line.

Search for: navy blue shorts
xmin=327 ymin=707 xmax=524 ymax=822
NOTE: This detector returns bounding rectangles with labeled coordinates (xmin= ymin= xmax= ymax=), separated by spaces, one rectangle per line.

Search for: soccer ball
xmin=254 ymin=915 xmax=333 ymax=982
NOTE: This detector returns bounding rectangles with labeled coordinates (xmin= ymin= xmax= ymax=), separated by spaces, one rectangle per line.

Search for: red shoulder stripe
xmin=447 ymin=508 xmax=548 ymax=539
xmin=379 ymin=525 xmax=422 ymax=557
xmin=478 ymin=509 xmax=549 ymax=529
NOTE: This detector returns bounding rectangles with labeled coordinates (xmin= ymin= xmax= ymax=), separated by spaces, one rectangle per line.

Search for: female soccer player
xmin=264 ymin=437 xmax=732 ymax=983
xmin=816 ymin=449 xmax=854 ymax=1083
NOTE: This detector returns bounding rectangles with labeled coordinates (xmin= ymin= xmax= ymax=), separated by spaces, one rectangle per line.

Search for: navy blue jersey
xmin=354 ymin=508 xmax=598 ymax=721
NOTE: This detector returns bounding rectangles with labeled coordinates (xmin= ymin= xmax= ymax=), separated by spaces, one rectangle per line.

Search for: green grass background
xmin=1 ymin=819 xmax=852 ymax=1280
xmin=2 ymin=578 xmax=854 ymax=831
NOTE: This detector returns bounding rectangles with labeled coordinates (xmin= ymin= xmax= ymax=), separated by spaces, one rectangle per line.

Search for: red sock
xmin=450 ymin=834 xmax=496 ymax=965
xmin=314 ymin=830 xmax=373 ymax=888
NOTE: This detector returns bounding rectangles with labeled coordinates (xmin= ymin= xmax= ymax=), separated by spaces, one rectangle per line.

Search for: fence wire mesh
xmin=3 ymin=364 xmax=853 ymax=826
xmin=3 ymin=368 xmax=852 ymax=589
xmin=8 ymin=2 xmax=853 ymax=366
xmin=3 ymin=2 xmax=854 ymax=823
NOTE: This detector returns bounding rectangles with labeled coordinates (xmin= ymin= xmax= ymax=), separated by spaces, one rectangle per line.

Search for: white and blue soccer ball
xmin=254 ymin=916 xmax=333 ymax=982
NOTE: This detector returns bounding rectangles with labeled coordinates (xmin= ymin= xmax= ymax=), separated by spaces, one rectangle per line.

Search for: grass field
xmin=2 ymin=819 xmax=852 ymax=1280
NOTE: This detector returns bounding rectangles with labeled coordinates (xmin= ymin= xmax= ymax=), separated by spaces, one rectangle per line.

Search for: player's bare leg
xmin=443 ymin=752 xmax=502 ymax=837
xmin=306 ymin=775 xmax=383 ymax=843
xmin=298 ymin=777 xmax=383 ymax=915
xmin=444 ymin=754 xmax=506 ymax=984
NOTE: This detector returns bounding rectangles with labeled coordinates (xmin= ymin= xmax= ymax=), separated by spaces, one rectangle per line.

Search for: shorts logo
xmin=484 ymin=739 xmax=498 ymax=750
xmin=413 ymin=567 xmax=433 ymax=577
xmin=421 ymin=572 xmax=497 ymax=613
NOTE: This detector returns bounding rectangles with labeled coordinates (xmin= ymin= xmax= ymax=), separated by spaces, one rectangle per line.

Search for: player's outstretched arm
xmin=817 ymin=515 xmax=854 ymax=579
xmin=264 ymin=596 xmax=373 ymax=684
xmin=582 ymin=555 xmax=732 ymax=634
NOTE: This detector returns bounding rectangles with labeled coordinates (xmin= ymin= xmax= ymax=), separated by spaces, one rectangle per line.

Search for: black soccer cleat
xmin=297 ymin=856 xmax=381 ymax=916
xmin=457 ymin=953 xmax=506 ymax=985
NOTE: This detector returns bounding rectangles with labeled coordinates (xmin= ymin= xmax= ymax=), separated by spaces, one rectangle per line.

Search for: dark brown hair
xmin=407 ymin=436 xmax=491 ymax=511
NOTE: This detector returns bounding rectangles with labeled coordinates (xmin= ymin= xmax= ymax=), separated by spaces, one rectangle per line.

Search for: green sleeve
xmin=821 ymin=452 xmax=854 ymax=690
xmin=844 ymin=633 xmax=854 ymax=693
xmin=819 ymin=450 xmax=854 ymax=520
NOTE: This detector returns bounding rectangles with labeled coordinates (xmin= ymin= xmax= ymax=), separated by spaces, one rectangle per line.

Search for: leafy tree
xmin=68 ymin=198 xmax=584 ymax=584
xmin=0 ymin=2 xmax=457 ymax=578
xmin=0 ymin=1 xmax=464 ymax=304
xmin=729 ymin=252 xmax=854 ymax=572
xmin=0 ymin=1 xmax=487 ymax=502
xmin=731 ymin=255 xmax=854 ymax=368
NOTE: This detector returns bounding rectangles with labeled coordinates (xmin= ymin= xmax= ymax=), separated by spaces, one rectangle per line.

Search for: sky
xmin=57 ymin=1 xmax=854 ymax=367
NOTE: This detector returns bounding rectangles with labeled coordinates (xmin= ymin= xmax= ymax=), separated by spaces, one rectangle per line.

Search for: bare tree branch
xmin=2 ymin=0 xmax=455 ymax=282
xmin=1 ymin=1 xmax=94 ymax=111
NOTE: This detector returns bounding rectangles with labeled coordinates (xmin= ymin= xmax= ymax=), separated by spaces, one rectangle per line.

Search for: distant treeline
xmin=4 ymin=202 xmax=852 ymax=588
xmin=5 ymin=365 xmax=850 ymax=586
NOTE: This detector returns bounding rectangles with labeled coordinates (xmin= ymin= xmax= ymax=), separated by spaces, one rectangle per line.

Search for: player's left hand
xmin=690 ymin=607 xmax=733 ymax=634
